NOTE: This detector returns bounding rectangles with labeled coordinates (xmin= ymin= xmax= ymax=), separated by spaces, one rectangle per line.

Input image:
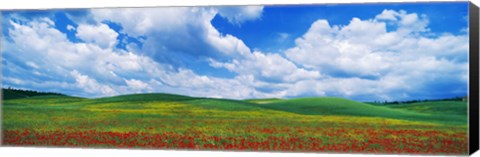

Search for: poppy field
xmin=1 ymin=91 xmax=469 ymax=155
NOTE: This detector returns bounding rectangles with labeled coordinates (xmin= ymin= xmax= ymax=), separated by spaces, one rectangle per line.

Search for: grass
xmin=244 ymin=98 xmax=285 ymax=104
xmin=251 ymin=97 xmax=467 ymax=125
xmin=1 ymin=90 xmax=469 ymax=154
xmin=382 ymin=101 xmax=467 ymax=115
xmin=185 ymin=98 xmax=267 ymax=111
xmin=92 ymin=93 xmax=196 ymax=103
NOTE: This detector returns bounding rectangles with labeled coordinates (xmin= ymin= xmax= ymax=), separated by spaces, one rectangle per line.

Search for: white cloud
xmin=76 ymin=23 xmax=118 ymax=49
xmin=285 ymin=19 xmax=394 ymax=77
xmin=286 ymin=10 xmax=467 ymax=77
xmin=374 ymin=9 xmax=429 ymax=34
xmin=216 ymin=6 xmax=264 ymax=24
xmin=209 ymin=51 xmax=321 ymax=82
xmin=283 ymin=9 xmax=468 ymax=100
xmin=92 ymin=7 xmax=196 ymax=37
xmin=2 ymin=8 xmax=468 ymax=101
xmin=4 ymin=18 xmax=162 ymax=97
xmin=204 ymin=26 xmax=252 ymax=57
xmin=375 ymin=9 xmax=399 ymax=21
xmin=90 ymin=6 xmax=320 ymax=89
xmin=92 ymin=7 xmax=254 ymax=62
xmin=2 ymin=15 xmax=282 ymax=99
xmin=70 ymin=70 xmax=117 ymax=96
xmin=125 ymin=79 xmax=151 ymax=93
xmin=66 ymin=24 xmax=75 ymax=31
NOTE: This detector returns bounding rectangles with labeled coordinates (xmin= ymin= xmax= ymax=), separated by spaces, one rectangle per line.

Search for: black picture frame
xmin=469 ymin=1 xmax=479 ymax=155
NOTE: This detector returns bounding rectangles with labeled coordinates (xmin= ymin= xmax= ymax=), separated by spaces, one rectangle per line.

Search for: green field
xmin=1 ymin=89 xmax=469 ymax=155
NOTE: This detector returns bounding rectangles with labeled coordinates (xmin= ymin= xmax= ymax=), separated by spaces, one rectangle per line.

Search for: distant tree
xmin=2 ymin=87 xmax=65 ymax=98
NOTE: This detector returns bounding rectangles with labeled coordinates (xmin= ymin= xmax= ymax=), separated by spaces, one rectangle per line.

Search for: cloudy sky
xmin=1 ymin=2 xmax=470 ymax=101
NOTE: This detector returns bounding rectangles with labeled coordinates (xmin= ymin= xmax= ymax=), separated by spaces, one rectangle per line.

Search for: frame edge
xmin=469 ymin=1 xmax=480 ymax=155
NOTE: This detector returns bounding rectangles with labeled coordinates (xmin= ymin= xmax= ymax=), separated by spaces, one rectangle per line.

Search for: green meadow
xmin=1 ymin=88 xmax=469 ymax=154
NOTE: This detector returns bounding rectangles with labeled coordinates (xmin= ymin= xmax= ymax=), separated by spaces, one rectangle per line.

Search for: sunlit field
xmin=2 ymin=91 xmax=468 ymax=155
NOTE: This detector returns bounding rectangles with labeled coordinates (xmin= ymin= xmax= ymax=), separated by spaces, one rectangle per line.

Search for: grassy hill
xmin=1 ymin=90 xmax=469 ymax=154
xmin=185 ymin=98 xmax=268 ymax=111
xmin=84 ymin=94 xmax=467 ymax=125
xmin=249 ymin=97 xmax=467 ymax=125
xmin=244 ymin=98 xmax=284 ymax=104
xmin=92 ymin=93 xmax=196 ymax=103
xmin=383 ymin=100 xmax=467 ymax=115
xmin=2 ymin=90 xmax=468 ymax=125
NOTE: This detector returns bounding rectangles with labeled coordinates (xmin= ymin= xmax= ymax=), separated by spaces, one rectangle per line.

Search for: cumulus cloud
xmin=283 ymin=9 xmax=468 ymax=100
xmin=375 ymin=9 xmax=399 ymax=21
xmin=3 ymin=17 xmax=160 ymax=97
xmin=209 ymin=51 xmax=321 ymax=83
xmin=90 ymin=6 xmax=319 ymax=88
xmin=1 ymin=8 xmax=469 ymax=101
xmin=66 ymin=24 xmax=75 ymax=31
xmin=374 ymin=9 xmax=430 ymax=34
xmin=70 ymin=70 xmax=117 ymax=96
xmin=92 ymin=7 xmax=194 ymax=37
xmin=76 ymin=23 xmax=118 ymax=49
xmin=216 ymin=6 xmax=264 ymax=25
xmin=124 ymin=79 xmax=152 ymax=93
xmin=2 ymin=14 xmax=285 ymax=99
xmin=92 ymin=7 xmax=253 ymax=66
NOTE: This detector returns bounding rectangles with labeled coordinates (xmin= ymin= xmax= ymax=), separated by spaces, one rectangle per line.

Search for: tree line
xmin=2 ymin=87 xmax=65 ymax=97
xmin=372 ymin=96 xmax=467 ymax=105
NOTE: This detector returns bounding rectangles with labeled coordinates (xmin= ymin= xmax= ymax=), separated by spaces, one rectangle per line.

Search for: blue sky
xmin=212 ymin=2 xmax=468 ymax=53
xmin=1 ymin=2 xmax=470 ymax=101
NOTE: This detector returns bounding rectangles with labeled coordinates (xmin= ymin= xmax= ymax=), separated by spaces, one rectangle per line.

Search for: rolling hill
xmin=1 ymin=89 xmax=468 ymax=125
xmin=244 ymin=98 xmax=284 ymax=104
xmin=383 ymin=100 xmax=467 ymax=115
xmin=92 ymin=93 xmax=196 ymax=103
xmin=247 ymin=97 xmax=467 ymax=124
